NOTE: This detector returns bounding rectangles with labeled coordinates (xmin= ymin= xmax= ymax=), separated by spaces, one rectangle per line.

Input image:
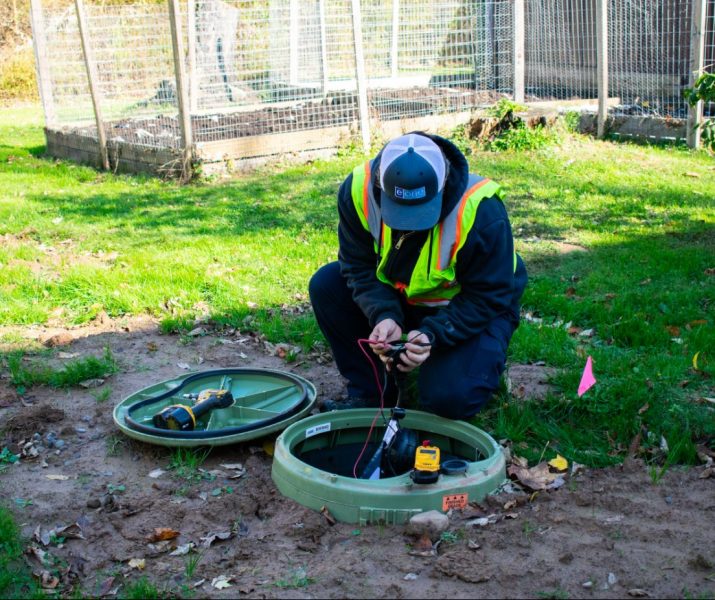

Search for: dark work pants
xmin=308 ymin=261 xmax=516 ymax=419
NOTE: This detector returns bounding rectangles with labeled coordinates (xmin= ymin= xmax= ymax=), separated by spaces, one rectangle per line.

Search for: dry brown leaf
xmin=127 ymin=558 xmax=145 ymax=570
xmin=628 ymin=589 xmax=650 ymax=597
xmin=699 ymin=468 xmax=713 ymax=479
xmin=320 ymin=505 xmax=336 ymax=526
xmin=211 ymin=575 xmax=234 ymax=590
xmin=409 ymin=533 xmax=436 ymax=556
xmin=200 ymin=530 xmax=233 ymax=548
xmin=507 ymin=461 xmax=561 ymax=491
xmin=146 ymin=527 xmax=179 ymax=543
xmin=39 ymin=570 xmax=59 ymax=589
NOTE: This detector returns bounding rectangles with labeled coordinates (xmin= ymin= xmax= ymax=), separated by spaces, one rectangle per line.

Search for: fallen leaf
xmin=39 ymin=570 xmax=59 ymax=589
xmin=638 ymin=403 xmax=649 ymax=415
xmin=148 ymin=469 xmax=165 ymax=479
xmin=628 ymin=589 xmax=649 ymax=597
xmin=188 ymin=327 xmax=206 ymax=337
xmin=503 ymin=499 xmax=517 ymax=510
xmin=684 ymin=171 xmax=700 ymax=178
xmin=548 ymin=454 xmax=568 ymax=471
xmin=467 ymin=539 xmax=481 ymax=550
xmin=169 ymin=542 xmax=196 ymax=556
xmin=699 ymin=468 xmax=713 ymax=479
xmin=27 ymin=545 xmax=51 ymax=566
xmin=98 ymin=576 xmax=115 ymax=596
xmin=320 ymin=505 xmax=337 ymax=526
xmin=666 ymin=325 xmax=680 ymax=336
xmin=57 ymin=352 xmax=79 ymax=359
xmin=146 ymin=540 xmax=173 ymax=555
xmin=53 ymin=522 xmax=84 ymax=540
xmin=177 ymin=362 xmax=191 ymax=370
xmin=692 ymin=352 xmax=700 ymax=370
xmin=46 ymin=474 xmax=69 ymax=481
xmin=146 ymin=527 xmax=179 ymax=543
xmin=211 ymin=575 xmax=233 ymax=590
xmin=200 ymin=530 xmax=233 ymax=548
xmin=507 ymin=461 xmax=562 ymax=491
xmin=409 ymin=533 xmax=436 ymax=556
xmin=146 ymin=342 xmax=158 ymax=352
xmin=128 ymin=558 xmax=145 ymax=570
xmin=262 ymin=440 xmax=275 ymax=456
xmin=639 ymin=278 xmax=651 ymax=286
xmin=219 ymin=463 xmax=244 ymax=470
xmin=79 ymin=378 xmax=104 ymax=389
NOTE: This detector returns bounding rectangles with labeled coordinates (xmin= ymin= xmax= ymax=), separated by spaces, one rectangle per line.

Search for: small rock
xmin=75 ymin=427 xmax=87 ymax=434
xmin=87 ymin=498 xmax=101 ymax=509
xmin=81 ymin=415 xmax=93 ymax=423
xmin=608 ymin=572 xmax=618 ymax=586
xmin=664 ymin=496 xmax=672 ymax=505
xmin=54 ymin=440 xmax=66 ymax=449
xmin=582 ymin=581 xmax=593 ymax=589
xmin=33 ymin=433 xmax=42 ymax=442
xmin=406 ymin=510 xmax=449 ymax=539
xmin=403 ymin=573 xmax=418 ymax=581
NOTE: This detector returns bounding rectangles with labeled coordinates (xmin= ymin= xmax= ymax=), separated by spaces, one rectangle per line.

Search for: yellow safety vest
xmin=351 ymin=160 xmax=516 ymax=307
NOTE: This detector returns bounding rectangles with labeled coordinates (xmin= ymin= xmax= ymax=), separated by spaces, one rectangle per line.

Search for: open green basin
xmin=113 ymin=368 xmax=316 ymax=447
xmin=271 ymin=409 xmax=506 ymax=525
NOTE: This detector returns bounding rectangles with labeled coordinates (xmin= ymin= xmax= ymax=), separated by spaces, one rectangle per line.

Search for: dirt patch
xmin=0 ymin=318 xmax=713 ymax=599
xmin=74 ymin=88 xmax=506 ymax=148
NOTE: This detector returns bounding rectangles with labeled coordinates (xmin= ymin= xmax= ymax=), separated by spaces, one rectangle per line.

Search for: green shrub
xmin=0 ymin=48 xmax=38 ymax=102
xmin=486 ymin=122 xmax=557 ymax=152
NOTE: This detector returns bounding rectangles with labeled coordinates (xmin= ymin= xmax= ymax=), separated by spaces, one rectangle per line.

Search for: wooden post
xmin=74 ymin=0 xmax=109 ymax=170
xmin=596 ymin=0 xmax=608 ymax=139
xmin=318 ymin=0 xmax=328 ymax=95
xmin=187 ymin=0 xmax=198 ymax=113
xmin=390 ymin=0 xmax=399 ymax=80
xmin=29 ymin=0 xmax=56 ymax=127
xmin=513 ymin=0 xmax=525 ymax=103
xmin=351 ymin=0 xmax=370 ymax=152
xmin=289 ymin=0 xmax=300 ymax=86
xmin=687 ymin=0 xmax=707 ymax=149
xmin=168 ymin=0 xmax=194 ymax=182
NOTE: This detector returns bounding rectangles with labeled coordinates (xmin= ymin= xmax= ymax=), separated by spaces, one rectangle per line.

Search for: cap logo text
xmin=394 ymin=186 xmax=426 ymax=200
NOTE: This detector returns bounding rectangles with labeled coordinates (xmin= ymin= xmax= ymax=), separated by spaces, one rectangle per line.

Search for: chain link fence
xmin=31 ymin=0 xmax=715 ymax=177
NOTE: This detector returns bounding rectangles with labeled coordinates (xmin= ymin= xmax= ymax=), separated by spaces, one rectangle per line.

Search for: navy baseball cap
xmin=379 ymin=133 xmax=447 ymax=231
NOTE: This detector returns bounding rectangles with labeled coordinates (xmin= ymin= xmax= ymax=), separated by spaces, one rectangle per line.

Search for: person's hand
xmin=394 ymin=330 xmax=431 ymax=373
xmin=369 ymin=319 xmax=402 ymax=359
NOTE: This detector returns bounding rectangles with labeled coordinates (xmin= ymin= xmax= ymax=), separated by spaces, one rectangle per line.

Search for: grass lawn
xmin=0 ymin=104 xmax=713 ymax=470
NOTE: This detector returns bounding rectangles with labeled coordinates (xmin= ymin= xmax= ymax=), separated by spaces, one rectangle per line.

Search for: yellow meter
xmin=411 ymin=441 xmax=440 ymax=484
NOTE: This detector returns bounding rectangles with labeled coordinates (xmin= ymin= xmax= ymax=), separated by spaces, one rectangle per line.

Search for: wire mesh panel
xmin=42 ymin=1 xmax=94 ymax=133
xmin=363 ymin=0 xmax=513 ymax=122
xmin=609 ymin=0 xmax=692 ymax=118
xmin=33 ymin=0 xmax=715 ymax=174
xmin=525 ymin=0 xmax=598 ymax=100
xmin=85 ymin=1 xmax=180 ymax=149
xmin=188 ymin=0 xmax=360 ymax=144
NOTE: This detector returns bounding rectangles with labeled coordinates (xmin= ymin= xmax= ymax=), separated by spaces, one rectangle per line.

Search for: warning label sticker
xmin=442 ymin=493 xmax=468 ymax=511
xmin=305 ymin=423 xmax=331 ymax=438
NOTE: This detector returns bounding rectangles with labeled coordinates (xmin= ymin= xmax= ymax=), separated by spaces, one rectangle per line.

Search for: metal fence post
xmin=29 ymin=0 xmax=56 ymax=128
xmin=168 ymin=0 xmax=194 ymax=182
xmin=319 ymin=0 xmax=329 ymax=95
xmin=351 ymin=0 xmax=371 ymax=152
xmin=188 ymin=0 xmax=198 ymax=113
xmin=513 ymin=0 xmax=525 ymax=103
xmin=596 ymin=0 xmax=608 ymax=139
xmin=390 ymin=0 xmax=400 ymax=80
xmin=289 ymin=0 xmax=300 ymax=86
xmin=687 ymin=0 xmax=707 ymax=149
xmin=74 ymin=0 xmax=109 ymax=170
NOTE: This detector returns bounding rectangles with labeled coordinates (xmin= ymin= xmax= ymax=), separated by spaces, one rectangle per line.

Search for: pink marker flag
xmin=578 ymin=356 xmax=596 ymax=397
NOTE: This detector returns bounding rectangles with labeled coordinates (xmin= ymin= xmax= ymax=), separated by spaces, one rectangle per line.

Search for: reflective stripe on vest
xmin=351 ymin=160 xmax=510 ymax=306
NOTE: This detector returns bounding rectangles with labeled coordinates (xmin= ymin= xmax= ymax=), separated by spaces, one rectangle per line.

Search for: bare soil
xmin=1 ymin=317 xmax=713 ymax=599
xmin=91 ymin=88 xmax=506 ymax=147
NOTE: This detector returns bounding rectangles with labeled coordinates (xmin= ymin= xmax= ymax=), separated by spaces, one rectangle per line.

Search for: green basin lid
xmin=113 ymin=368 xmax=316 ymax=447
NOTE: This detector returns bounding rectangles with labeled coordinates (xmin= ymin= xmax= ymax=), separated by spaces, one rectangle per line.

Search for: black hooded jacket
xmin=337 ymin=132 xmax=528 ymax=348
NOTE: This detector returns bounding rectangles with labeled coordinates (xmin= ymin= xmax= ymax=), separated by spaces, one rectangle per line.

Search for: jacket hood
xmin=371 ymin=131 xmax=470 ymax=223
